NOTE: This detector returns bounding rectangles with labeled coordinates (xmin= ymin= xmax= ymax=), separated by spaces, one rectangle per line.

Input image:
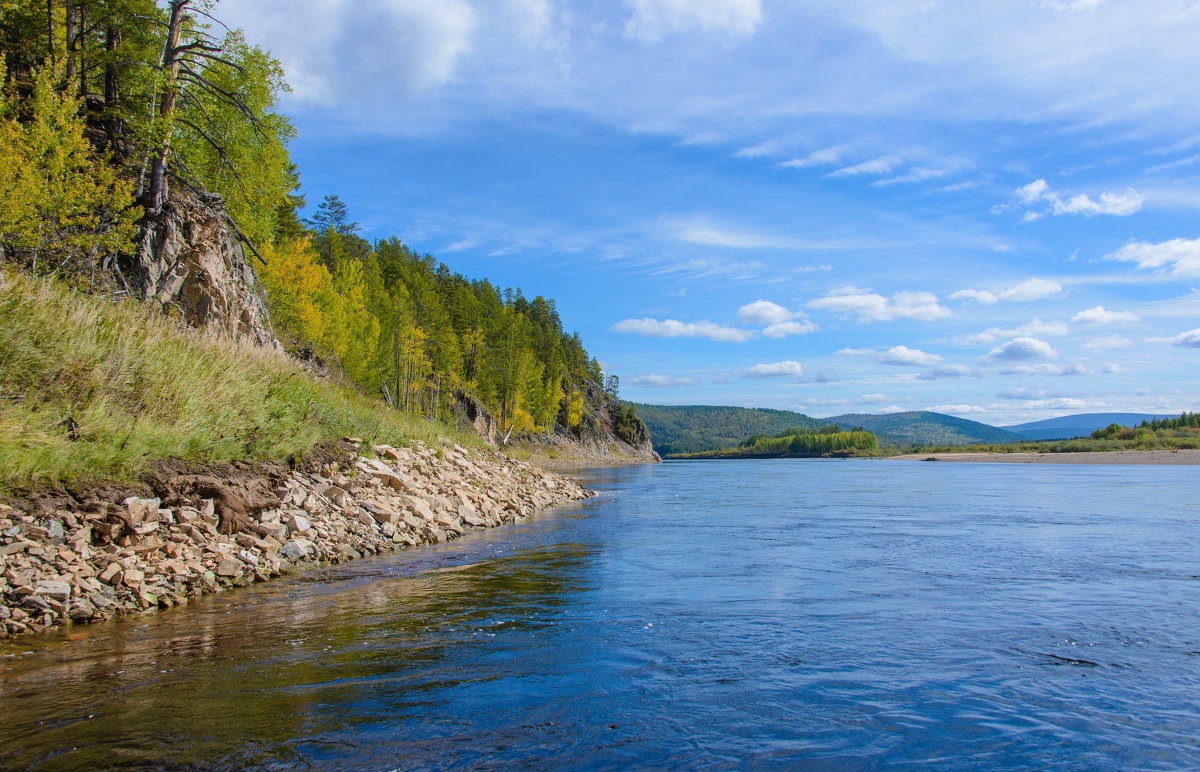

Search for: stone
xmin=33 ymin=580 xmax=71 ymax=600
xmin=123 ymin=497 xmax=161 ymax=525
xmin=404 ymin=496 xmax=436 ymax=522
xmin=215 ymin=559 xmax=242 ymax=577
xmin=279 ymin=540 xmax=311 ymax=561
xmin=121 ymin=569 xmax=145 ymax=588
xmin=286 ymin=514 xmax=311 ymax=535
xmin=98 ymin=562 xmax=123 ymax=584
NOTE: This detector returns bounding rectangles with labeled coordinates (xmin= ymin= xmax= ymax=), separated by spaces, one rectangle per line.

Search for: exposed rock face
xmin=512 ymin=378 xmax=661 ymax=464
xmin=131 ymin=189 xmax=278 ymax=348
xmin=451 ymin=390 xmax=499 ymax=444
xmin=0 ymin=440 xmax=592 ymax=639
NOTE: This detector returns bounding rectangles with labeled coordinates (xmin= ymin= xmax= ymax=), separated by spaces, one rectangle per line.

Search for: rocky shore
xmin=0 ymin=441 xmax=592 ymax=639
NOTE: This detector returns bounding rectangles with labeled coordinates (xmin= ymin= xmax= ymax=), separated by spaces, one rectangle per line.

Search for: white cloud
xmin=828 ymin=155 xmax=903 ymax=177
xmin=808 ymin=286 xmax=950 ymax=322
xmin=763 ymin=320 xmax=819 ymax=337
xmin=1084 ymin=335 xmax=1133 ymax=351
xmin=1071 ymin=305 xmax=1139 ymax=325
xmin=610 ymin=317 xmax=756 ymax=342
xmin=999 ymin=363 xmax=1115 ymax=376
xmin=219 ymin=0 xmax=476 ymax=105
xmin=857 ymin=393 xmax=891 ymax=403
xmin=1106 ymin=238 xmax=1200 ymax=278
xmin=984 ymin=337 xmax=1059 ymax=361
xmin=625 ymin=0 xmax=763 ymax=42
xmin=954 ymin=318 xmax=1068 ymax=345
xmin=951 ymin=278 xmax=1061 ymax=305
xmin=927 ymin=404 xmax=987 ymax=414
xmin=1170 ymin=328 xmax=1200 ymax=348
xmin=1014 ymin=178 xmax=1144 ymax=218
xmin=780 ymin=145 xmax=849 ymax=169
xmin=1021 ymin=397 xmax=1089 ymax=410
xmin=877 ymin=345 xmax=943 ymax=367
xmin=736 ymin=300 xmax=819 ymax=337
xmin=917 ymin=364 xmax=972 ymax=380
xmin=998 ymin=278 xmax=1062 ymax=302
xmin=628 ymin=374 xmax=698 ymax=387
xmin=737 ymin=299 xmax=794 ymax=325
xmin=739 ymin=361 xmax=805 ymax=378
xmin=948 ymin=289 xmax=998 ymax=305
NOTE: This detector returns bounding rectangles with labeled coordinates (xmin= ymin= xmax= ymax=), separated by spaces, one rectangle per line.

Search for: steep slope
xmin=824 ymin=411 xmax=1022 ymax=446
xmin=1002 ymin=413 xmax=1179 ymax=441
xmin=633 ymin=404 xmax=823 ymax=455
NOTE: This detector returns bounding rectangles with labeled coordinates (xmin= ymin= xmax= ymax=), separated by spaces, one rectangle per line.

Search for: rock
xmin=33 ymin=580 xmax=71 ymax=600
xmin=98 ymin=562 xmax=123 ymax=585
xmin=279 ymin=540 xmax=311 ymax=561
xmin=286 ymin=514 xmax=311 ymax=535
xmin=404 ymin=496 xmax=436 ymax=522
xmin=122 ymin=569 xmax=145 ymax=588
xmin=123 ymin=497 xmax=161 ymax=525
xmin=215 ymin=559 xmax=242 ymax=577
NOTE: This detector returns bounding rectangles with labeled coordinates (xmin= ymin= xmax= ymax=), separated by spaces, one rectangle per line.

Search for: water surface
xmin=2 ymin=460 xmax=1199 ymax=769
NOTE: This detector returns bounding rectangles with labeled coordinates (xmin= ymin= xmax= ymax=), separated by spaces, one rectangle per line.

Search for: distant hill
xmin=822 ymin=411 xmax=1023 ymax=447
xmin=632 ymin=404 xmax=824 ymax=455
xmin=1001 ymin=413 xmax=1178 ymax=441
xmin=635 ymin=405 xmax=1022 ymax=453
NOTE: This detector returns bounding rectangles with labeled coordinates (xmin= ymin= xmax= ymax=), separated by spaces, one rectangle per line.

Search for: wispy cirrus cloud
xmin=950 ymin=278 xmax=1062 ymax=305
xmin=628 ymin=373 xmax=699 ymax=387
xmin=954 ymin=318 xmax=1068 ymax=346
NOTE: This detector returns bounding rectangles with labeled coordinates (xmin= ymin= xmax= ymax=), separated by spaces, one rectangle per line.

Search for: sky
xmin=217 ymin=0 xmax=1200 ymax=426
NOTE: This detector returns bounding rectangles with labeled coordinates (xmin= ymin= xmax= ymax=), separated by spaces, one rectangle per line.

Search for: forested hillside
xmin=637 ymin=404 xmax=1021 ymax=453
xmin=673 ymin=425 xmax=879 ymax=459
xmin=633 ymin=404 xmax=824 ymax=455
xmin=0 ymin=1 xmax=641 ymax=453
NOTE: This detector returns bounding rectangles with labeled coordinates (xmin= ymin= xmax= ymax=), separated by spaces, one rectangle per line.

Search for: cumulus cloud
xmin=877 ymin=345 xmax=943 ymax=366
xmin=610 ymin=317 xmax=756 ymax=342
xmin=1105 ymin=238 xmax=1200 ymax=278
xmin=1014 ymin=178 xmax=1144 ymax=218
xmin=1071 ymin=305 xmax=1139 ymax=325
xmin=808 ymin=286 xmax=950 ymax=322
xmin=983 ymin=337 xmax=1058 ymax=361
xmin=948 ymin=289 xmax=998 ymax=305
xmin=950 ymin=278 xmax=1062 ymax=304
xmin=627 ymin=374 xmax=698 ymax=387
xmin=737 ymin=299 xmax=793 ymax=325
xmin=735 ymin=300 xmax=819 ymax=337
xmin=739 ymin=361 xmax=805 ymax=378
xmin=625 ymin=0 xmax=763 ymax=41
xmin=917 ymin=364 xmax=972 ymax=380
xmin=857 ymin=393 xmax=891 ymax=403
xmin=954 ymin=318 xmax=1068 ymax=346
xmin=1170 ymin=328 xmax=1200 ymax=348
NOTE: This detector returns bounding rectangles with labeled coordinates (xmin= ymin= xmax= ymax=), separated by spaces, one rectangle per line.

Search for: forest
xmin=0 ymin=0 xmax=614 ymax=438
xmin=672 ymin=425 xmax=879 ymax=459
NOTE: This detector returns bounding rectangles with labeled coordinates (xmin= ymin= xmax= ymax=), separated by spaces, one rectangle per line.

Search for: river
xmin=2 ymin=459 xmax=1199 ymax=769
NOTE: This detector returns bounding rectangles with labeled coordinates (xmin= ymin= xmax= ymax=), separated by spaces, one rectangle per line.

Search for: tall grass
xmin=0 ymin=272 xmax=475 ymax=489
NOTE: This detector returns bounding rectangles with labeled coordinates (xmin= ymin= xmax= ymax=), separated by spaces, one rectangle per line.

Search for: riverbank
xmin=0 ymin=440 xmax=591 ymax=639
xmin=887 ymin=449 xmax=1200 ymax=465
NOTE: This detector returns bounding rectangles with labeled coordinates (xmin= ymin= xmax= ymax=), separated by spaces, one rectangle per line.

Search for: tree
xmin=0 ymin=63 xmax=137 ymax=276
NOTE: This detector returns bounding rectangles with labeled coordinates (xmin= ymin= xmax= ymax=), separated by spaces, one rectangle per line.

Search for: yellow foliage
xmin=0 ymin=65 xmax=137 ymax=274
xmin=566 ymin=391 xmax=585 ymax=429
xmin=257 ymin=237 xmax=333 ymax=346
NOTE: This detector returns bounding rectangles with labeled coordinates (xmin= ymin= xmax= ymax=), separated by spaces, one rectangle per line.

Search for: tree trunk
xmin=76 ymin=0 xmax=87 ymax=97
xmin=64 ymin=0 xmax=76 ymax=86
xmin=145 ymin=0 xmax=187 ymax=216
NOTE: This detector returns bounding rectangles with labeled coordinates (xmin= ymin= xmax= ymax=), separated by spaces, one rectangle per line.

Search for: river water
xmin=2 ymin=459 xmax=1199 ymax=770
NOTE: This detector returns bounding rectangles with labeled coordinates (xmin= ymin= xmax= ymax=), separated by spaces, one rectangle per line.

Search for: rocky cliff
xmin=128 ymin=189 xmax=278 ymax=349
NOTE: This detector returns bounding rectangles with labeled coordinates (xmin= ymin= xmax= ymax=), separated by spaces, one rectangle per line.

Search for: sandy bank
xmin=0 ymin=441 xmax=592 ymax=639
xmin=887 ymin=449 xmax=1200 ymax=465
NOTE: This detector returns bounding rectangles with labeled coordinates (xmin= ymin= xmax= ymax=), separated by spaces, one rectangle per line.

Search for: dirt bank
xmin=887 ymin=449 xmax=1200 ymax=465
xmin=0 ymin=440 xmax=592 ymax=639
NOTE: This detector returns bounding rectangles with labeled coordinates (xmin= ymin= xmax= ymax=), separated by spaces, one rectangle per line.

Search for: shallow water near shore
xmin=2 ymin=459 xmax=1200 ymax=769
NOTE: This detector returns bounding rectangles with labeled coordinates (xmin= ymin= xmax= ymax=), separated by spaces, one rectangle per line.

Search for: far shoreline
xmin=885 ymin=449 xmax=1200 ymax=465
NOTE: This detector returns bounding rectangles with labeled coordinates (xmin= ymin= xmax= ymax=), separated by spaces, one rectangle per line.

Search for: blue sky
xmin=219 ymin=0 xmax=1200 ymax=425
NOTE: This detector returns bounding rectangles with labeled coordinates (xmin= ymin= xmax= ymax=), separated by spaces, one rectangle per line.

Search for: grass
xmin=0 ymin=271 xmax=477 ymax=490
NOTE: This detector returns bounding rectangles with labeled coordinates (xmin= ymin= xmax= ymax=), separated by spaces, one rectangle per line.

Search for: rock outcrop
xmin=0 ymin=440 xmax=591 ymax=639
xmin=130 ymin=189 xmax=278 ymax=348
